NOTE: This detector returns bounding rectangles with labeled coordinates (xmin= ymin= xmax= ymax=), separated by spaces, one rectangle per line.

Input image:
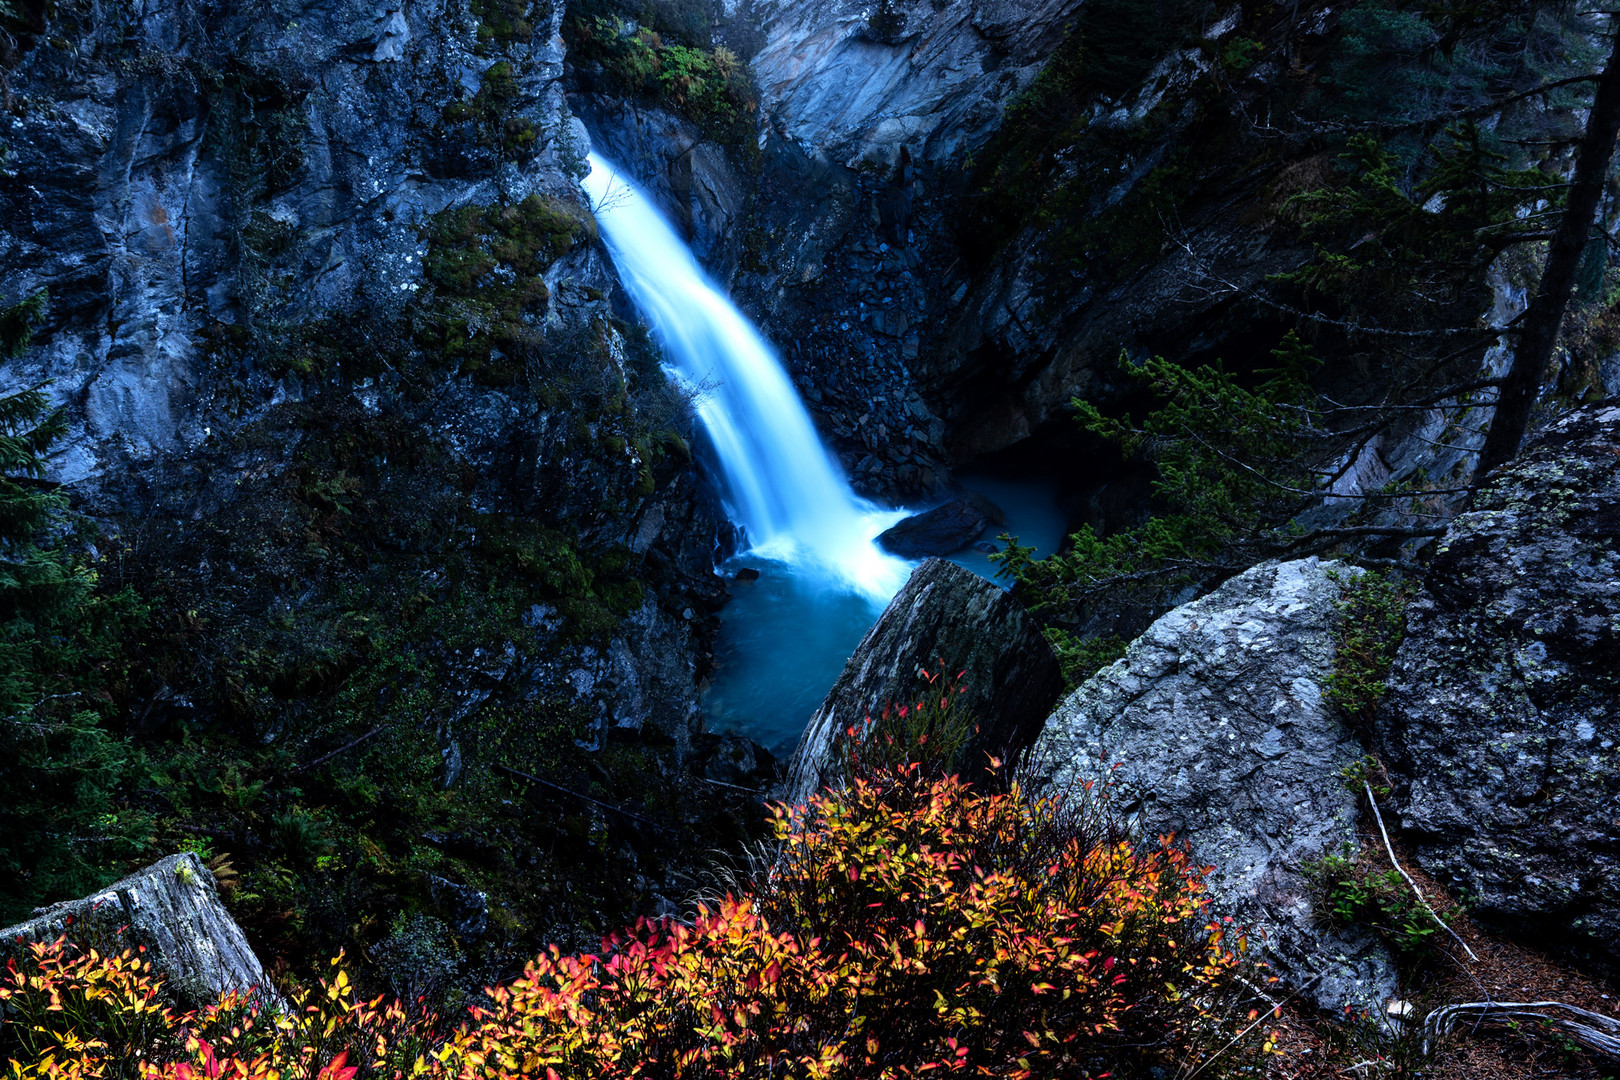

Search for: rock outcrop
xmin=1028 ymin=558 xmax=1398 ymax=1014
xmin=784 ymin=557 xmax=1062 ymax=805
xmin=0 ymin=0 xmax=588 ymax=487
xmin=572 ymin=95 xmax=751 ymax=281
xmin=2 ymin=854 xmax=273 ymax=1009
xmin=1377 ymin=402 xmax=1620 ymax=969
xmin=751 ymin=0 xmax=1083 ymax=171
xmin=876 ymin=493 xmax=1003 ymax=556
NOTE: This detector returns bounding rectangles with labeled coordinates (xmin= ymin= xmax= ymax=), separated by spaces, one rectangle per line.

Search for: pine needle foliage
xmin=993 ymin=333 xmax=1326 ymax=628
xmin=0 ymin=291 xmax=151 ymax=921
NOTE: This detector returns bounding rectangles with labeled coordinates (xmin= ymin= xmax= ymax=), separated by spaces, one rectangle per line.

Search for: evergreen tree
xmin=0 ymin=291 xmax=151 ymax=920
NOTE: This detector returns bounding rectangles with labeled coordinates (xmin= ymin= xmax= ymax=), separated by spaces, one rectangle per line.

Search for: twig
xmin=295 ymin=725 xmax=387 ymax=773
xmin=1280 ymin=526 xmax=1447 ymax=553
xmin=496 ymin=764 xmax=672 ymax=832
xmin=1177 ymin=970 xmax=1325 ymax=1080
xmin=1421 ymin=1000 xmax=1620 ymax=1061
xmin=698 ymin=776 xmax=770 ymax=794
xmin=1364 ymin=781 xmax=1478 ymax=963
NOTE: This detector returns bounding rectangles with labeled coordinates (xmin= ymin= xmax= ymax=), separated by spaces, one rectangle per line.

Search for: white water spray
xmin=582 ymin=152 xmax=910 ymax=602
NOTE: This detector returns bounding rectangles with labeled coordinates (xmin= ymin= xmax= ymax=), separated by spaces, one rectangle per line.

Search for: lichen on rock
xmin=1028 ymin=557 xmax=1399 ymax=1014
xmin=1377 ymin=401 xmax=1620 ymax=972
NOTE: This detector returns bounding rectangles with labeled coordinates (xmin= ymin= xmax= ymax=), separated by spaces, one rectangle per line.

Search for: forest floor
xmin=1264 ymin=841 xmax=1618 ymax=1079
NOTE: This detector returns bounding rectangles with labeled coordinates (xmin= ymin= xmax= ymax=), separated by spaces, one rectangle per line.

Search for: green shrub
xmin=1043 ymin=629 xmax=1129 ymax=690
xmin=992 ymin=333 xmax=1324 ymax=627
xmin=1305 ymin=849 xmax=1442 ymax=963
xmin=566 ymin=13 xmax=758 ymax=152
xmin=1325 ymin=570 xmax=1415 ymax=723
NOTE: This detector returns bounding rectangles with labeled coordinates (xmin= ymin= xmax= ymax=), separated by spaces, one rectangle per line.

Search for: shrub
xmin=833 ymin=665 xmax=977 ymax=782
xmin=0 ymin=293 xmax=152 ymax=921
xmin=1303 ymin=850 xmax=1441 ymax=964
xmin=1042 ymin=630 xmax=1128 ymax=691
xmin=2 ymin=768 xmax=1274 ymax=1078
xmin=566 ymin=15 xmax=757 ymax=152
xmin=1325 ymin=570 xmax=1416 ymax=723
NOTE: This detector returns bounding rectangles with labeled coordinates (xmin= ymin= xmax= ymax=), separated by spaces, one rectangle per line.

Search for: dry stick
xmin=295 ymin=725 xmax=387 ymax=773
xmin=1363 ymin=781 xmax=1478 ymax=963
xmin=698 ymin=776 xmax=769 ymax=794
xmin=1422 ymin=1001 xmax=1620 ymax=1062
xmin=1177 ymin=970 xmax=1327 ymax=1080
xmin=496 ymin=764 xmax=671 ymax=832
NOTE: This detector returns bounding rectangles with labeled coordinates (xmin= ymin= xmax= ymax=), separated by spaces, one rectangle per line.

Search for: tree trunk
xmin=1477 ymin=25 xmax=1620 ymax=477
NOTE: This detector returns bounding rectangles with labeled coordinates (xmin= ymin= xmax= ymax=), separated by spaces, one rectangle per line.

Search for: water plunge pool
xmin=701 ymin=470 xmax=1068 ymax=761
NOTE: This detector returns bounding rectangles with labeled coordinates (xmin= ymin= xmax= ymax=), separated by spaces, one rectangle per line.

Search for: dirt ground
xmin=1260 ymin=839 xmax=1618 ymax=1079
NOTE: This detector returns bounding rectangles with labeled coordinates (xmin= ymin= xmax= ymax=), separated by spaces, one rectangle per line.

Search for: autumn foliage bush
xmin=3 ymin=765 xmax=1274 ymax=1079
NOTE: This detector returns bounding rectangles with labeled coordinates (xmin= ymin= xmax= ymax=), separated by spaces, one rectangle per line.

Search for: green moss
xmin=471 ymin=0 xmax=544 ymax=46
xmin=442 ymin=62 xmax=539 ymax=152
xmin=417 ymin=195 xmax=594 ymax=380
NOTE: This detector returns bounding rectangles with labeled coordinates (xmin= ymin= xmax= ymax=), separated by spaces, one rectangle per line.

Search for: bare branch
xmin=1423 ymin=1001 xmax=1620 ymax=1062
xmin=1365 ymin=780 xmax=1479 ymax=963
xmin=295 ymin=725 xmax=387 ymax=773
xmin=496 ymin=764 xmax=673 ymax=832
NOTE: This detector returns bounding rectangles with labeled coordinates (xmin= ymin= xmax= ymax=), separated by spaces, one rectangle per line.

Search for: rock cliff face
xmin=572 ymin=95 xmax=751 ymax=283
xmin=2 ymin=0 xmax=585 ymax=484
xmin=728 ymin=0 xmax=1560 ymax=531
xmin=1029 ymin=559 xmax=1399 ymax=1014
xmin=1377 ymin=402 xmax=1620 ymax=970
xmin=750 ymin=0 xmax=1082 ymax=172
xmin=0 ymin=0 xmax=741 ymax=969
xmin=1 ymin=0 xmax=725 ymax=757
xmin=2 ymin=854 xmax=273 ymax=1010
xmin=678 ymin=0 xmax=1110 ymax=498
xmin=786 ymin=558 xmax=1061 ymax=805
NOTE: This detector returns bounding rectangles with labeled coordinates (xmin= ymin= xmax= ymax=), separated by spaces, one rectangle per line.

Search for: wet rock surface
xmin=2 ymin=854 xmax=275 ymax=1009
xmin=1028 ymin=558 xmax=1398 ymax=1014
xmin=876 ymin=493 xmax=1003 ymax=556
xmin=1377 ymin=402 xmax=1620 ymax=971
xmin=572 ymin=95 xmax=750 ymax=281
xmin=785 ymin=557 xmax=1062 ymax=805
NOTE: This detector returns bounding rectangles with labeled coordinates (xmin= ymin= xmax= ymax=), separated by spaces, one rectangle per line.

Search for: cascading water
xmin=581 ymin=152 xmax=910 ymax=603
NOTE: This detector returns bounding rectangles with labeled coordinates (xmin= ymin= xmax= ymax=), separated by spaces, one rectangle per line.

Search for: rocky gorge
xmin=4 ymin=0 xmax=1620 ymax=1072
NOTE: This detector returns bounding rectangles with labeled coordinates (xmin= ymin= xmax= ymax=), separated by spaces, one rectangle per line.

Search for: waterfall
xmin=582 ymin=152 xmax=910 ymax=602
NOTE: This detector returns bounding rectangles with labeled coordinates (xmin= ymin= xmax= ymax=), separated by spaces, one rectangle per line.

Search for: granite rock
xmin=1028 ymin=558 xmax=1398 ymax=1014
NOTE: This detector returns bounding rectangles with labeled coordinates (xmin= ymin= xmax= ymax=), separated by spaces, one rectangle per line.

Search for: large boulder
xmin=784 ymin=558 xmax=1062 ymax=805
xmin=876 ymin=493 xmax=1004 ymax=557
xmin=2 ymin=854 xmax=275 ymax=1009
xmin=1376 ymin=402 xmax=1620 ymax=969
xmin=1027 ymin=558 xmax=1397 ymax=1014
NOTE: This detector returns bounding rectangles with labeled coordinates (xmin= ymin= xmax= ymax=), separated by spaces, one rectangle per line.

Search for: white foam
xmin=583 ymin=154 xmax=911 ymax=603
